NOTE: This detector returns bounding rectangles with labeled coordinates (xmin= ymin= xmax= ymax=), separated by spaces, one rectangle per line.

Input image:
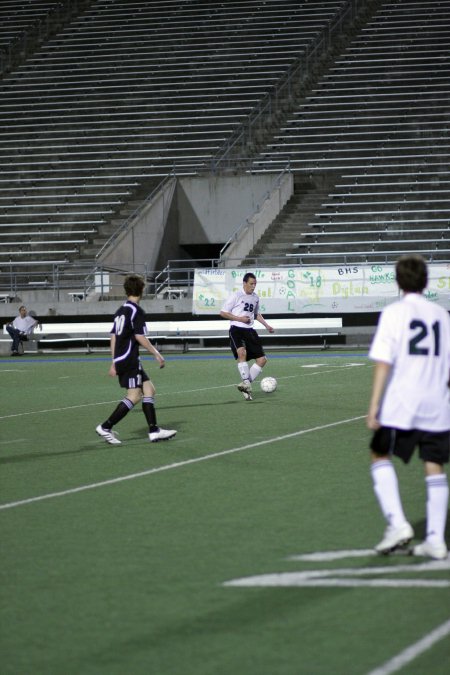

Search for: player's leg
xmin=229 ymin=327 xmax=252 ymax=399
xmin=413 ymin=434 xmax=449 ymax=559
xmin=245 ymin=331 xmax=267 ymax=386
xmin=96 ymin=369 xmax=143 ymax=445
xmin=249 ymin=355 xmax=267 ymax=383
xmin=236 ymin=346 xmax=251 ymax=383
xmin=235 ymin=346 xmax=253 ymax=400
xmin=6 ymin=325 xmax=20 ymax=354
xmin=96 ymin=387 xmax=140 ymax=445
xmin=142 ymin=378 xmax=176 ymax=442
xmin=369 ymin=428 xmax=414 ymax=553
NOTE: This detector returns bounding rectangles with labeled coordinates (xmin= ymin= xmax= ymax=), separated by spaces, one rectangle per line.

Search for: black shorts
xmin=370 ymin=426 xmax=450 ymax=465
xmin=116 ymin=361 xmax=150 ymax=390
xmin=229 ymin=325 xmax=265 ymax=361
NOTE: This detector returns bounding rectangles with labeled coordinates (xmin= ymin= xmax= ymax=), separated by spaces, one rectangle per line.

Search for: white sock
xmin=425 ymin=474 xmax=449 ymax=545
xmin=237 ymin=362 xmax=250 ymax=382
xmin=249 ymin=364 xmax=262 ymax=382
xmin=371 ymin=460 xmax=408 ymax=528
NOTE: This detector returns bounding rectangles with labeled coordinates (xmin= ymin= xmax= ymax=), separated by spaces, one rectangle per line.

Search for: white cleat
xmin=237 ymin=380 xmax=253 ymax=401
xmin=149 ymin=428 xmax=177 ymax=442
xmin=96 ymin=424 xmax=121 ymax=445
xmin=375 ymin=522 xmax=414 ymax=554
xmin=412 ymin=541 xmax=448 ymax=560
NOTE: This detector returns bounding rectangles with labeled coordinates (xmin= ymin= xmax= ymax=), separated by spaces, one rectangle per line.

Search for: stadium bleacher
xmin=250 ymin=0 xmax=450 ymax=265
xmin=0 ymin=0 xmax=351 ymax=285
xmin=0 ymin=0 xmax=448 ymax=294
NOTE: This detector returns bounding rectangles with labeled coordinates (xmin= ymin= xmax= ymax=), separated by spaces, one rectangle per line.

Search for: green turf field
xmin=1 ymin=351 xmax=449 ymax=675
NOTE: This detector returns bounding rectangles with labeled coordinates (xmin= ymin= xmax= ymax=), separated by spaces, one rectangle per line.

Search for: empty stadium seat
xmin=249 ymin=0 xmax=450 ymax=265
xmin=1 ymin=0 xmax=350 ymax=283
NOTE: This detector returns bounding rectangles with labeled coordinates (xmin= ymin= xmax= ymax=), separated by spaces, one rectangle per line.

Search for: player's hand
xmin=240 ymin=316 xmax=251 ymax=324
xmin=267 ymin=325 xmax=275 ymax=333
xmin=366 ymin=411 xmax=381 ymax=430
xmin=157 ymin=355 xmax=165 ymax=368
xmin=108 ymin=364 xmax=117 ymax=377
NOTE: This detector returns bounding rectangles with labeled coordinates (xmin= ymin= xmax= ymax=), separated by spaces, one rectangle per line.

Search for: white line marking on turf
xmin=224 ymin=559 xmax=450 ymax=588
xmin=0 ymin=400 xmax=122 ymax=420
xmin=0 ymin=414 xmax=364 ymax=510
xmin=289 ymin=549 xmax=376 ymax=561
xmin=0 ymin=438 xmax=28 ymax=446
xmin=0 ymin=383 xmax=244 ymax=420
xmin=301 ymin=364 xmax=327 ymax=368
xmin=365 ymin=618 xmax=450 ymax=675
xmin=0 ymin=365 xmax=365 ymax=421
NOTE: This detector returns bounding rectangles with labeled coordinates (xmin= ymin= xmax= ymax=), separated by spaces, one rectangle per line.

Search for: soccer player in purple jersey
xmin=96 ymin=273 xmax=176 ymax=445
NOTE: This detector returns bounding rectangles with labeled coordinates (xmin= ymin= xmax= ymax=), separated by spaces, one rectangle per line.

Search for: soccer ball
xmin=260 ymin=376 xmax=277 ymax=393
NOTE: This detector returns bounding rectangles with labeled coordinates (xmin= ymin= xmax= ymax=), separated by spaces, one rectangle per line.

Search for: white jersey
xmin=221 ymin=290 xmax=260 ymax=328
xmin=369 ymin=293 xmax=450 ymax=431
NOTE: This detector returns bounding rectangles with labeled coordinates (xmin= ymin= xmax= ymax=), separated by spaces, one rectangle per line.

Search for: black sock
xmin=142 ymin=396 xmax=158 ymax=432
xmin=102 ymin=398 xmax=134 ymax=429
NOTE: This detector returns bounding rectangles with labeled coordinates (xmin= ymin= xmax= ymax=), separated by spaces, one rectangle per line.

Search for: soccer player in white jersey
xmin=367 ymin=255 xmax=450 ymax=560
xmin=220 ymin=272 xmax=274 ymax=400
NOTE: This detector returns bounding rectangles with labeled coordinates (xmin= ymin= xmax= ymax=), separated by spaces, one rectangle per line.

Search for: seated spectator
xmin=6 ymin=306 xmax=39 ymax=356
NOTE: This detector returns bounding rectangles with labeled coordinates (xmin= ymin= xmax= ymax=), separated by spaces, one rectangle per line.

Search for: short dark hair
xmin=395 ymin=254 xmax=428 ymax=293
xmin=243 ymin=273 xmax=256 ymax=283
xmin=124 ymin=273 xmax=146 ymax=298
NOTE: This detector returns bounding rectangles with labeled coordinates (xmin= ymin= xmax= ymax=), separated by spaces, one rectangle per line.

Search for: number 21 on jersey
xmin=409 ymin=319 xmax=441 ymax=356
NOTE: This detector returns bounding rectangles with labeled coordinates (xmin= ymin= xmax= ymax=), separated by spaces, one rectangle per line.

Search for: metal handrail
xmin=95 ymin=172 xmax=176 ymax=261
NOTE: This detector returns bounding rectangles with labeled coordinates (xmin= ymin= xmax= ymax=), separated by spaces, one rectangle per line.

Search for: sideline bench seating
xmin=1 ymin=317 xmax=343 ymax=353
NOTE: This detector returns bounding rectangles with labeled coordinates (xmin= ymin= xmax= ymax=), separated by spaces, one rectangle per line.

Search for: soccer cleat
xmin=412 ymin=541 xmax=448 ymax=560
xmin=149 ymin=428 xmax=177 ymax=442
xmin=96 ymin=424 xmax=121 ymax=445
xmin=237 ymin=380 xmax=253 ymax=401
xmin=374 ymin=522 xmax=414 ymax=554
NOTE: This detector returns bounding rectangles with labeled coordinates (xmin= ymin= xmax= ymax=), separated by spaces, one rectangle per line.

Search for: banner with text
xmin=192 ymin=264 xmax=450 ymax=314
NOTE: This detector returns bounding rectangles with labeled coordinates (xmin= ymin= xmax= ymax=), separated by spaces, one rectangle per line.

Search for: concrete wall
xmin=98 ymin=176 xmax=177 ymax=273
xmin=0 ymin=172 xmax=291 ymax=316
xmin=219 ymin=171 xmax=294 ymax=265
xmin=177 ymin=173 xmax=284 ymax=245
xmin=92 ymin=173 xmax=282 ymax=273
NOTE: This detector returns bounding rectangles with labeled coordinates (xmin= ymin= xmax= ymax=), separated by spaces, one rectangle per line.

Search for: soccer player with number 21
xmin=367 ymin=254 xmax=450 ymax=560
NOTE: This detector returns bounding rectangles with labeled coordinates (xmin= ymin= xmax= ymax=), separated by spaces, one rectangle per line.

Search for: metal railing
xmin=219 ymin=161 xmax=291 ymax=263
xmin=5 ymin=248 xmax=448 ymax=304
xmin=95 ymin=172 xmax=177 ymax=262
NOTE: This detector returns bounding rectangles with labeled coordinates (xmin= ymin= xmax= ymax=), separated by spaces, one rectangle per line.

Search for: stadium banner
xmin=192 ymin=264 xmax=450 ymax=314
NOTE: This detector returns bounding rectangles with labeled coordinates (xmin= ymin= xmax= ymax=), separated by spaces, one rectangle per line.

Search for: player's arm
xmin=219 ymin=309 xmax=251 ymax=324
xmin=108 ymin=334 xmax=117 ymax=377
xmin=366 ymin=360 xmax=391 ymax=430
xmin=255 ymin=313 xmax=274 ymax=333
xmin=135 ymin=334 xmax=165 ymax=368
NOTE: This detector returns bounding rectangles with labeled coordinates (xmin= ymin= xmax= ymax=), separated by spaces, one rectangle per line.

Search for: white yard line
xmin=0 ymin=364 xmax=369 ymax=421
xmin=366 ymin=618 xmax=450 ymax=675
xmin=0 ymin=438 xmax=28 ymax=446
xmin=0 ymin=384 xmax=244 ymax=420
xmin=0 ymin=414 xmax=364 ymax=510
